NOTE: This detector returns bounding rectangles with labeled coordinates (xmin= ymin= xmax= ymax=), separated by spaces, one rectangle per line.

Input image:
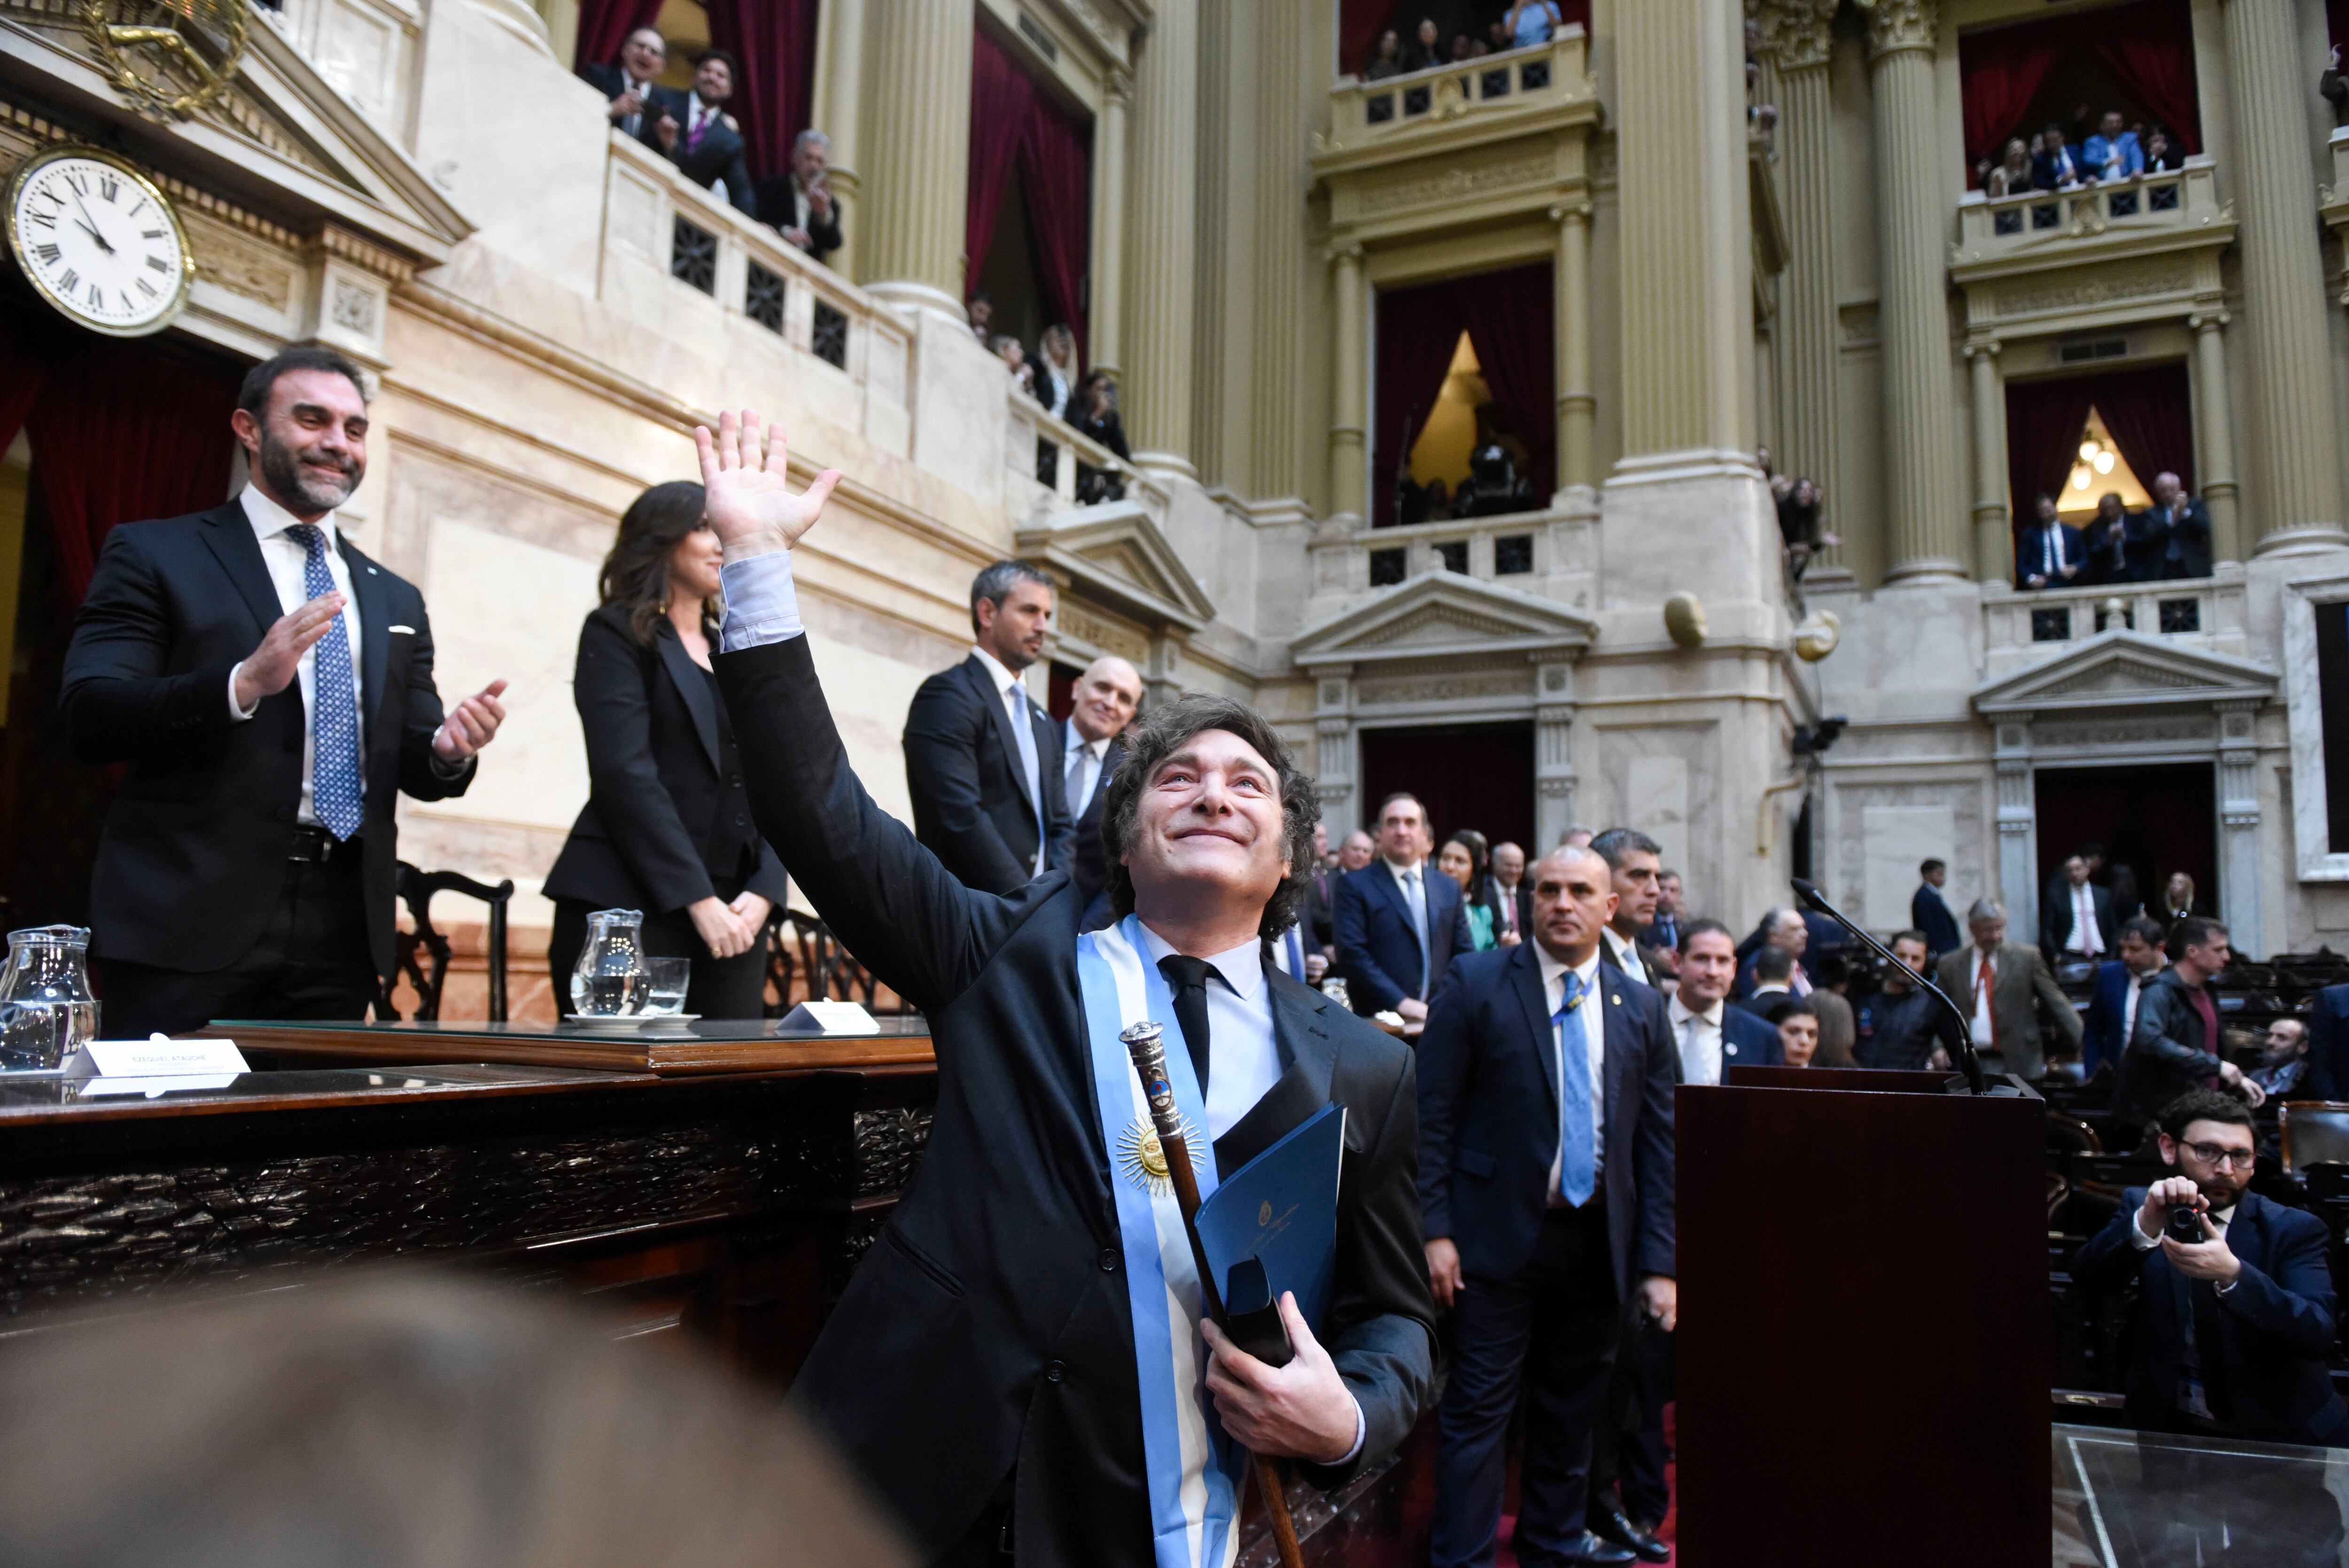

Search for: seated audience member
xmin=966 ymin=291 xmax=994 ymax=343
xmin=1734 ymin=943 xmax=1798 ymax=1017
xmin=1735 ymin=907 xmax=1811 ymax=1000
xmin=2252 ymin=1018 xmax=2315 ymax=1101
xmin=2082 ymin=109 xmax=2143 ymax=181
xmin=2143 ymin=126 xmax=2182 ymax=172
xmin=1406 ymin=16 xmax=1445 ymax=70
xmin=1506 ymin=0 xmax=1563 ymax=47
xmin=2041 ymin=853 xmax=2115 ymax=968
xmin=1071 ymin=372 xmax=1129 ymax=504
xmin=2155 ymin=870 xmax=2207 ymax=926
xmin=1855 ymin=931 xmax=1939 ymax=1069
xmin=770 ymin=130 xmax=841 ymax=264
xmin=1439 ymin=830 xmax=1503 ymax=953
xmin=2074 ymin=1090 xmax=2349 ymax=1457
xmin=2017 ymin=494 xmax=2084 ymax=590
xmin=1672 ymin=920 xmax=1781 ymax=1086
xmin=660 ymin=50 xmax=757 ymax=218
xmin=1912 ymin=857 xmax=1960 ymax=960
xmin=578 ymin=26 xmax=671 ymax=147
xmin=2033 ymin=124 xmax=2086 ymax=189
xmin=2083 ymin=916 xmax=2169 ymax=1079
xmin=1984 ymin=137 xmax=2033 ymax=198
xmin=2080 ymin=492 xmax=2130 ymax=585
xmin=1810 ymin=952 xmax=1857 ymax=1067
xmin=1938 ymin=897 xmax=2080 ymax=1079
xmin=2115 ymin=916 xmax=2265 ymax=1133
xmin=544 ymin=482 xmax=788 ymax=1019
xmin=2126 ymin=472 xmax=2213 ymax=581
xmin=1768 ymin=996 xmax=1819 ymax=1068
xmin=1365 ymin=28 xmax=1405 ymax=78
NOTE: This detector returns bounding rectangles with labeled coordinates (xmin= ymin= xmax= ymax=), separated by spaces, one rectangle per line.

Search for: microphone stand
xmin=1787 ymin=877 xmax=1991 ymax=1097
xmin=1122 ymin=1022 xmax=1307 ymax=1568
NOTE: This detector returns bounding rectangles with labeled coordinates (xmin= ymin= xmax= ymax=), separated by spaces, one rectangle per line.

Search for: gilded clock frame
xmin=4 ymin=143 xmax=197 ymax=339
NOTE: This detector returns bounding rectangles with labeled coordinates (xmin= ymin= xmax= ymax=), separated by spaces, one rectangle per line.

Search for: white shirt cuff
xmin=2131 ymin=1212 xmax=2161 ymax=1250
xmin=227 ymin=661 xmax=257 ymax=721
xmin=1332 ymin=1395 xmax=1367 ymax=1466
xmin=719 ymin=551 xmax=805 ymax=652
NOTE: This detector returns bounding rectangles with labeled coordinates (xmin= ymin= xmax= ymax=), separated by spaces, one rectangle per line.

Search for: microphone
xmin=1787 ymin=877 xmax=1994 ymax=1097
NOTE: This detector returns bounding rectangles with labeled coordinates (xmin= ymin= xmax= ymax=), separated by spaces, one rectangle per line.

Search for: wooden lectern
xmin=1674 ymin=1066 xmax=2050 ymax=1567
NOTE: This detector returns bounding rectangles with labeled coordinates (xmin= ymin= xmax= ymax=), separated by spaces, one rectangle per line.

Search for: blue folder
xmin=1195 ymin=1102 xmax=1346 ymax=1339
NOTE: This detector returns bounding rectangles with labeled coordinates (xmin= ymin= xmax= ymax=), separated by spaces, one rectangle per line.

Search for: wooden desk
xmin=198 ymin=1016 xmax=937 ymax=1076
xmin=0 ymin=1043 xmax=938 ymax=1389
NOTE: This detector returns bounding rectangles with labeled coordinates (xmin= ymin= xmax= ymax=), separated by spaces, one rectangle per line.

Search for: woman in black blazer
xmin=545 ymin=481 xmax=788 ymax=1017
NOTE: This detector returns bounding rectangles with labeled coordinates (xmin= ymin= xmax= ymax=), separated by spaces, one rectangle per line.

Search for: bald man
xmin=1059 ymin=654 xmax=1142 ymax=926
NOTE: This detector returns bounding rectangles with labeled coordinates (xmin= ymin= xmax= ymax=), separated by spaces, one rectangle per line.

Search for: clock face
xmin=6 ymin=149 xmax=193 ymax=337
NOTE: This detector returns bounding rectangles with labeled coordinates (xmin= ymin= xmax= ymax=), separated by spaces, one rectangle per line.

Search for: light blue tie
xmin=284 ymin=524 xmax=363 ymax=841
xmin=1553 ymin=972 xmax=1595 ymax=1208
xmin=1405 ymin=868 xmax=1431 ymax=997
xmin=1006 ymin=684 xmax=1043 ymax=874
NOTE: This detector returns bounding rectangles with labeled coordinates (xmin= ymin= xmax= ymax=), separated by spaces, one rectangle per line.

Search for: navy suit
xmin=2306 ymin=983 xmax=2349 ymax=1101
xmin=1718 ymin=1004 xmax=1786 ymax=1072
xmin=1056 ymin=720 xmax=1123 ymax=928
xmin=2080 ymin=959 xmax=2149 ymax=1078
xmin=1418 ymin=945 xmax=1677 ymax=1564
xmin=902 ymin=654 xmax=1074 ymax=897
xmin=2016 ymin=520 xmax=2086 ymax=587
xmin=1912 ymin=883 xmax=1960 ymax=959
xmin=2076 ymin=1189 xmax=2349 ymax=1447
xmin=1333 ymin=860 xmax=1472 ymax=1016
xmin=2126 ymin=498 xmax=2213 ymax=581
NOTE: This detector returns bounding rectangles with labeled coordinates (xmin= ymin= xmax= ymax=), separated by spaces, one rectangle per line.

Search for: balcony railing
xmin=1979 ymin=570 xmax=2248 ymax=681
xmin=1303 ymin=506 xmax=1594 ymax=606
xmin=1953 ymin=156 xmax=2221 ymax=267
xmin=1326 ymin=31 xmax=1587 ymax=148
xmin=1003 ymin=387 xmax=1159 ymax=523
xmin=599 ymin=133 xmax=911 ymax=451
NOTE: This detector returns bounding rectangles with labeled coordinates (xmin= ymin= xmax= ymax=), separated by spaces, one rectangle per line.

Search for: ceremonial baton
xmin=1121 ymin=1021 xmax=1307 ymax=1568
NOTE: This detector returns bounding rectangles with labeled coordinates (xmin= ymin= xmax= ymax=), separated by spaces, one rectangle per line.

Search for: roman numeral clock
xmin=5 ymin=146 xmax=194 ymax=337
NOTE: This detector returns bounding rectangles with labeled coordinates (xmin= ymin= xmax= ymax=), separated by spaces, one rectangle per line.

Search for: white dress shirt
xmin=1536 ymin=943 xmax=1607 ymax=1203
xmin=2067 ymin=883 xmax=2104 ymax=957
xmin=2123 ymin=961 xmax=2162 ymax=1043
xmin=971 ymin=645 xmax=1045 ymax=876
xmin=1968 ymin=946 xmax=1998 ymax=1048
xmin=1134 ymin=922 xmax=1283 ymax=1141
xmin=226 ymin=483 xmax=364 ymax=829
xmin=1061 ymin=718 xmax=1110 ymax=817
xmin=1602 ymin=926 xmax=1649 ymax=987
xmin=1670 ymin=993 xmax=1727 ymax=1087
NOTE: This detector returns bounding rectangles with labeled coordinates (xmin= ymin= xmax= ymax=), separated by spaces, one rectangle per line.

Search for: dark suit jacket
xmin=2076 ymin=1189 xmax=2349 ymax=1446
xmin=754 ymin=176 xmax=844 ymax=264
xmin=1302 ymin=866 xmax=1339 ymax=950
xmin=2032 ymin=145 xmax=2085 ymax=189
xmin=2016 ymin=521 xmax=2086 ymax=586
xmin=2081 ymin=959 xmax=2155 ymax=1079
xmin=1418 ymin=943 xmax=1676 ymax=1294
xmin=1912 ymin=884 xmax=1960 ymax=958
xmin=903 ymin=654 xmax=1073 ymax=897
xmin=2307 ymin=983 xmax=2349 ymax=1101
xmin=1057 ymin=719 xmax=1123 ymax=925
xmin=2041 ymin=880 xmax=2116 ymax=963
xmin=2125 ymin=499 xmax=2213 ymax=580
xmin=1333 ymin=860 xmax=1472 ymax=1016
xmin=577 ymin=62 xmax=668 ymax=149
xmin=1717 ymin=1001 xmax=1789 ymax=1071
xmin=666 ymin=93 xmax=757 ymax=218
xmin=2115 ymin=967 xmax=2224 ymax=1127
xmin=543 ymin=606 xmax=787 ymax=916
xmin=716 ymin=632 xmax=1434 ymax=1567
xmin=1934 ymin=939 xmax=2081 ymax=1078
xmin=61 ymin=502 xmax=474 ymax=980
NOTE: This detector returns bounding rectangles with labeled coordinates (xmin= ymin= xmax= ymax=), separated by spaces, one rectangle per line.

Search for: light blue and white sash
xmin=1077 ymin=914 xmax=1246 ymax=1568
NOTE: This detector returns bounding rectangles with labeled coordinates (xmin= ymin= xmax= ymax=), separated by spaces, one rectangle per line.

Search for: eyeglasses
xmin=2182 ymin=1142 xmax=2256 ymax=1172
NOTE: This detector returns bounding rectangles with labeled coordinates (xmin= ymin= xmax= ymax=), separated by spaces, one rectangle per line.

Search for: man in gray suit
xmin=1056 ymin=653 xmax=1141 ymax=926
xmin=1935 ymin=898 xmax=2082 ymax=1079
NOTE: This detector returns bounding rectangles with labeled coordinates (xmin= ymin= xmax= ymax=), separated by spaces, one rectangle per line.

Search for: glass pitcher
xmin=570 ymin=908 xmax=649 ymax=1017
xmin=0 ymin=925 xmax=99 ymax=1070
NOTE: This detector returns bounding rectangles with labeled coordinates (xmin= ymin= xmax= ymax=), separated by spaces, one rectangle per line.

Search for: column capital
xmin=1325 ymin=241 xmax=1364 ymax=264
xmin=1865 ymin=0 xmax=1938 ymax=58
xmin=1962 ymin=336 xmax=2001 ymax=361
xmin=1105 ymin=67 xmax=1135 ymax=104
xmin=1750 ymin=0 xmax=1837 ymax=72
xmin=1547 ymin=198 xmax=1595 ymax=225
xmin=2189 ymin=306 xmax=2232 ymax=331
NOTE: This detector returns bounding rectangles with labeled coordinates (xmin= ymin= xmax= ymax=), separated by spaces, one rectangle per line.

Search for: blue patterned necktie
xmin=284 ymin=524 xmax=364 ymax=841
xmin=1553 ymin=970 xmax=1595 ymax=1208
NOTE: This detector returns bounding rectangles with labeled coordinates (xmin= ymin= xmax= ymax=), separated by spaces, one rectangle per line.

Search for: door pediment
xmin=1971 ymin=629 xmax=2275 ymax=715
xmin=1016 ymin=501 xmax=1215 ymax=634
xmin=1291 ymin=570 xmax=1597 ymax=669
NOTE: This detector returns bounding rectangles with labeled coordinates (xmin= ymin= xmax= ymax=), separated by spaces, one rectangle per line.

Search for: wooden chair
xmin=382 ymin=862 xmax=513 ymax=1022
xmin=2279 ymin=1102 xmax=2349 ymax=1178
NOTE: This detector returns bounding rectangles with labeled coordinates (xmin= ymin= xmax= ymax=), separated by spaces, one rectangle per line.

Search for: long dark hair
xmin=1446 ymin=828 xmax=1500 ymax=916
xmin=600 ymin=481 xmax=718 ymax=646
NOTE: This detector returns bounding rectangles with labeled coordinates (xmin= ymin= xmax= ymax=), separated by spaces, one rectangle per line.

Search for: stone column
xmin=1551 ymin=199 xmax=1595 ymax=498
xmin=1313 ymin=670 xmax=1356 ymax=842
xmin=1755 ymin=0 xmax=1843 ymax=557
xmin=856 ymin=0 xmax=971 ymax=319
xmin=1965 ymin=340 xmax=2009 ymax=582
xmin=2221 ymin=0 xmax=2346 ymax=551
xmin=1868 ymin=0 xmax=1967 ymax=582
xmin=2190 ymin=305 xmax=2242 ymax=563
xmin=1122 ymin=0 xmax=1201 ymax=477
xmin=2217 ymin=701 xmax=2264 ymax=958
xmin=1249 ymin=4 xmax=1306 ymax=498
xmin=1534 ymin=660 xmax=1579 ymax=846
xmin=1993 ymin=720 xmax=2038 ymax=944
xmin=809 ymin=0 xmax=866 ymax=279
xmin=1089 ymin=71 xmax=1132 ymax=382
xmin=1326 ymin=243 xmax=1367 ymax=524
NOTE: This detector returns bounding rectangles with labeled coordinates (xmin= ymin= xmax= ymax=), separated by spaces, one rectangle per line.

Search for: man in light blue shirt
xmin=2083 ymin=110 xmax=2144 ymax=182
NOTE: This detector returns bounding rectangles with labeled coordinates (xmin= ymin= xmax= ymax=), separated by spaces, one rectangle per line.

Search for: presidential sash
xmin=1076 ymin=914 xmax=1247 ymax=1568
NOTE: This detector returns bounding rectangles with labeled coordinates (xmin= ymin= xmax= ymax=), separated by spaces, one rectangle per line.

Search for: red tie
xmin=1976 ymin=954 xmax=1999 ymax=1048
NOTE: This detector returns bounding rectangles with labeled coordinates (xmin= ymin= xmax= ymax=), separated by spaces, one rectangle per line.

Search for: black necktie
xmin=1158 ymin=954 xmax=1213 ymax=1096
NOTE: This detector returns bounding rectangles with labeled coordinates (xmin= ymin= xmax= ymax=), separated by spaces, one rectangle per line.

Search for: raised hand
xmin=692 ymin=409 xmax=843 ymax=557
xmin=432 ymin=678 xmax=509 ymax=761
xmin=233 ymin=592 xmax=346 ymax=713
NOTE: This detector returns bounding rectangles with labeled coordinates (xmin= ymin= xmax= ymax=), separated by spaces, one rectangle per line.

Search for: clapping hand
xmin=432 ymin=679 xmax=509 ymax=761
xmin=693 ymin=410 xmax=843 ymax=558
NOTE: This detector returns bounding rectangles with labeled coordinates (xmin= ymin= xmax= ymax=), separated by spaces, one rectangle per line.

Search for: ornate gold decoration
xmin=1794 ymin=609 xmax=1841 ymax=662
xmin=79 ymin=0 xmax=248 ymax=118
xmin=1116 ymin=1113 xmax=1200 ymax=1197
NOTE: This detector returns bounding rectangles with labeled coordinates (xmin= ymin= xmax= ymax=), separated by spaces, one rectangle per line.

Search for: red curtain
xmin=2079 ymin=361 xmax=2195 ymax=494
xmin=965 ymin=27 xmax=1037 ymax=303
xmin=1371 ymin=262 xmax=1556 ymax=528
xmin=0 ymin=322 xmax=239 ymax=604
xmin=704 ymin=0 xmax=820 ymax=181
xmin=1958 ymin=0 xmax=2201 ymax=176
xmin=1338 ymin=0 xmax=1394 ymax=78
xmin=2002 ymin=375 xmax=2098 ymax=530
xmin=1019 ymin=94 xmax=1093 ymax=366
xmin=573 ymin=0 xmax=666 ymax=71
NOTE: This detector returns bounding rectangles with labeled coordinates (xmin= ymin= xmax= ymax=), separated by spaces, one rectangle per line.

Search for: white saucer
xmin=564 ymin=1013 xmax=700 ymax=1032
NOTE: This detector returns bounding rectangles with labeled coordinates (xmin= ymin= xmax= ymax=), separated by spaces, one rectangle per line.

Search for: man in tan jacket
xmin=1936 ymin=898 xmax=2082 ymax=1079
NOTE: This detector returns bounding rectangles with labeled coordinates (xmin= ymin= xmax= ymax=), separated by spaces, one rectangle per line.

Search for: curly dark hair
xmin=599 ymin=481 xmax=717 ymax=647
xmin=1102 ymin=694 xmax=1318 ymax=943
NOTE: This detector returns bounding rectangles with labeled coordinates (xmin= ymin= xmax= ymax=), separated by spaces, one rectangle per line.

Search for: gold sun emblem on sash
xmin=1117 ymin=1114 xmax=1200 ymax=1197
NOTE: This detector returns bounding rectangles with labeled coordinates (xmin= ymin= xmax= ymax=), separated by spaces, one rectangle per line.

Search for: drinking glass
xmin=644 ymin=957 xmax=692 ymax=1017
xmin=570 ymin=908 xmax=649 ymax=1017
xmin=0 ymin=925 xmax=99 ymax=1069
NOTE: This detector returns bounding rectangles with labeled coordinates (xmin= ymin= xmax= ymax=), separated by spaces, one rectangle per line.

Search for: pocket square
xmin=387 ymin=624 xmax=416 ymax=635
